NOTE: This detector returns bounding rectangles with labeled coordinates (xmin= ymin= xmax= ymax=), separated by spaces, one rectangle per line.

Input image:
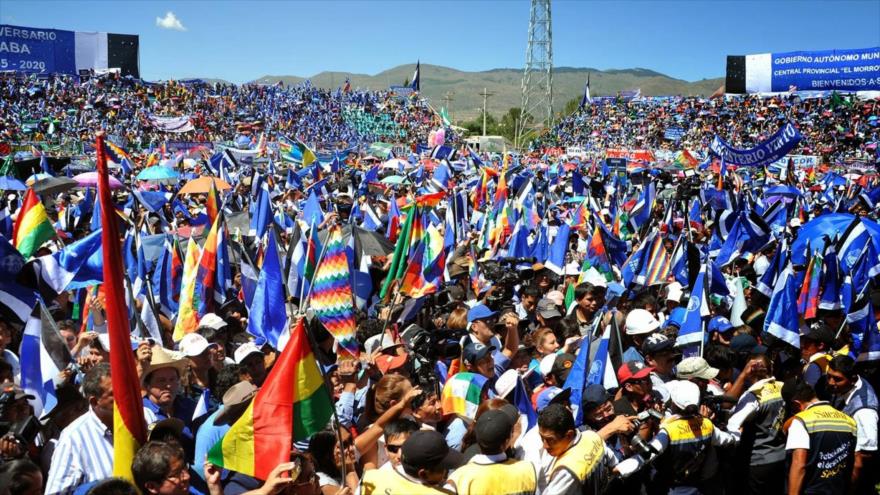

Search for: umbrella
xmin=380 ymin=175 xmax=408 ymax=185
xmin=791 ymin=213 xmax=880 ymax=268
xmin=382 ymin=158 xmax=411 ymax=170
xmin=25 ymin=173 xmax=52 ymax=186
xmin=32 ymin=176 xmax=78 ymax=195
xmin=764 ymin=185 xmax=803 ymax=199
xmin=73 ymin=172 xmax=124 ymax=189
xmin=0 ymin=176 xmax=27 ymax=191
xmin=137 ymin=165 xmax=179 ymax=181
xmin=177 ymin=176 xmax=232 ymax=194
xmin=319 ymin=225 xmax=394 ymax=257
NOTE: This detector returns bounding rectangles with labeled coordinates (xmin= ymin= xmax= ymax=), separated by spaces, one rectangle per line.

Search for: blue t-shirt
xmin=194 ymin=408 xmax=230 ymax=480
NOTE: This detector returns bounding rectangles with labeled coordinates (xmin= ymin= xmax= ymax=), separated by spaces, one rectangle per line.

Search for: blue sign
xmin=770 ymin=47 xmax=880 ymax=92
xmin=0 ymin=25 xmax=76 ymax=74
xmin=710 ymin=122 xmax=802 ymax=167
xmin=664 ymin=127 xmax=685 ymax=141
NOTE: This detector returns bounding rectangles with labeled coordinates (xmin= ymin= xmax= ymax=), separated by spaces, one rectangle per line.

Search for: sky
xmin=2 ymin=1 xmax=879 ymax=83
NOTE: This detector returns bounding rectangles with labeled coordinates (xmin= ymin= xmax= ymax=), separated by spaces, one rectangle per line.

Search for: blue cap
xmin=536 ymin=387 xmax=571 ymax=412
xmin=467 ymin=304 xmax=497 ymax=323
xmin=663 ymin=306 xmax=686 ymax=329
xmin=708 ymin=316 xmax=733 ymax=333
xmin=463 ymin=342 xmax=495 ymax=365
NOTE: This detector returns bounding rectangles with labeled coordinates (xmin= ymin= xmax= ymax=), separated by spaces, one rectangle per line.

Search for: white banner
xmin=148 ymin=115 xmax=194 ymax=133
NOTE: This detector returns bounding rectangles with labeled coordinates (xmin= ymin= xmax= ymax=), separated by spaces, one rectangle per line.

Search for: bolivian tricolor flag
xmin=208 ymin=317 xmax=332 ymax=480
xmin=96 ymin=134 xmax=147 ymax=482
xmin=12 ymin=188 xmax=55 ymax=258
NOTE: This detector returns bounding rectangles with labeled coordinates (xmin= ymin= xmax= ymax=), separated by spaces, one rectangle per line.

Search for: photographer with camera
xmin=463 ymin=304 xmax=520 ymax=380
xmin=614 ymin=380 xmax=738 ymax=494
xmin=0 ymin=383 xmax=37 ymax=463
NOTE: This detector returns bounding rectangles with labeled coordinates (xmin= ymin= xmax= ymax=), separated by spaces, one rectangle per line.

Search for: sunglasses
xmin=386 ymin=443 xmax=404 ymax=453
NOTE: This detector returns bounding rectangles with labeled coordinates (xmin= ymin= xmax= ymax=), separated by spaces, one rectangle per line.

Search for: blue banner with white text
xmin=710 ymin=122 xmax=802 ymax=167
xmin=0 ymin=25 xmax=76 ymax=74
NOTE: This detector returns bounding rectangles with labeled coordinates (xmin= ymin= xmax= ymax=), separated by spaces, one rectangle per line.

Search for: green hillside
xmin=253 ymin=63 xmax=723 ymax=121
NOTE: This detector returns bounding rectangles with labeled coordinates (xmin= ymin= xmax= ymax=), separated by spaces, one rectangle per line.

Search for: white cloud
xmin=155 ymin=11 xmax=186 ymax=31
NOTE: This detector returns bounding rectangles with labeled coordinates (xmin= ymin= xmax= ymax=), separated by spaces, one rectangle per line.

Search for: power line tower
xmin=516 ymin=0 xmax=553 ymax=149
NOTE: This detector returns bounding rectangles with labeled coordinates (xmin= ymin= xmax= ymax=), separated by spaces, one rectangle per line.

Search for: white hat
xmin=495 ymin=369 xmax=519 ymax=399
xmin=582 ymin=268 xmax=607 ymax=288
xmin=363 ymin=333 xmax=398 ymax=356
xmin=539 ymin=354 xmax=557 ymax=377
xmin=668 ymin=380 xmax=701 ymax=410
xmin=234 ymin=342 xmax=264 ymax=364
xmin=625 ymin=309 xmax=661 ymax=335
xmin=178 ymin=333 xmax=216 ymax=358
xmin=789 ymin=218 xmax=802 ymax=228
xmin=665 ymin=282 xmax=684 ymax=303
xmin=564 ymin=262 xmax=581 ymax=276
xmin=198 ymin=313 xmax=228 ymax=331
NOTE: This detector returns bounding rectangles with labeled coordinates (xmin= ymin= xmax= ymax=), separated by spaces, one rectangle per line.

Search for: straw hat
xmin=141 ymin=346 xmax=189 ymax=385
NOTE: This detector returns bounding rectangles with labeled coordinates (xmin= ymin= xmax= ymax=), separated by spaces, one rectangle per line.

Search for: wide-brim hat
xmin=141 ymin=345 xmax=189 ymax=385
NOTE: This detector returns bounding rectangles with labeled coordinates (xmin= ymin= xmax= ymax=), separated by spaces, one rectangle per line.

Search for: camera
xmin=628 ymin=409 xmax=663 ymax=458
xmin=480 ymin=257 xmax=536 ymax=311
xmin=400 ymin=323 xmax=465 ymax=391
xmin=0 ymin=391 xmax=41 ymax=450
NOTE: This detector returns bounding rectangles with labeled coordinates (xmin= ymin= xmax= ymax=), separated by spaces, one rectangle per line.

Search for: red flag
xmin=97 ymin=133 xmax=147 ymax=480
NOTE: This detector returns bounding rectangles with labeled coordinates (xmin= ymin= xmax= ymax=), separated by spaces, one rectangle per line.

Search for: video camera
xmin=480 ymin=257 xmax=536 ymax=311
xmin=628 ymin=409 xmax=663 ymax=458
xmin=0 ymin=391 xmax=41 ymax=450
xmin=400 ymin=323 xmax=466 ymax=392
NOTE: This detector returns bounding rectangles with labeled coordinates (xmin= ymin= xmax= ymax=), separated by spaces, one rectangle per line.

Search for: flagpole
xmin=298 ymin=220 xmax=316 ymax=305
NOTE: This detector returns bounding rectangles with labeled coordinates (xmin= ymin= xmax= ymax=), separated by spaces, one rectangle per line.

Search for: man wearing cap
xmin=613 ymin=361 xmax=658 ymax=417
xmin=465 ymin=304 xmax=519 ymax=379
xmin=615 ymin=380 xmax=737 ymax=493
xmin=783 ymin=380 xmax=857 ymax=495
xmin=621 ymin=309 xmax=661 ymax=364
xmin=178 ymin=333 xmax=218 ymax=405
xmin=141 ymin=346 xmax=197 ymax=451
xmin=234 ymin=342 xmax=267 ymax=386
xmin=462 ymin=342 xmax=497 ymax=380
xmin=448 ymin=405 xmax=537 ymax=495
xmin=0 ymin=382 xmax=35 ymax=460
xmin=826 ymin=355 xmax=878 ymax=492
xmin=360 ymin=430 xmax=462 ymax=495
xmin=538 ymin=403 xmax=616 ymax=495
xmin=800 ymin=323 xmax=835 ymax=387
xmin=197 ymin=312 xmax=232 ymax=367
xmin=642 ymin=333 xmax=676 ymax=403
xmin=536 ymin=298 xmax=564 ymax=330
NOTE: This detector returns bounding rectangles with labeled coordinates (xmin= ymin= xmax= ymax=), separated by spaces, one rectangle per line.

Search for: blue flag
xmin=249 ymin=184 xmax=272 ymax=239
xmin=512 ymin=375 xmax=538 ymax=430
xmin=545 ymin=223 xmax=571 ymax=275
xmin=564 ymin=332 xmax=592 ymax=426
xmin=246 ymin=232 xmax=288 ymax=348
xmin=20 ymin=301 xmax=72 ymax=417
xmin=31 ymin=229 xmax=103 ymax=298
xmin=676 ymin=264 xmax=709 ymax=350
xmin=302 ymin=189 xmax=325 ymax=226
xmin=764 ymin=264 xmax=800 ymax=349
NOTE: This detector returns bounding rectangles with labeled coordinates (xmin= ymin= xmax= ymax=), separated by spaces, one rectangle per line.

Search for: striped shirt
xmin=44 ymin=409 xmax=114 ymax=495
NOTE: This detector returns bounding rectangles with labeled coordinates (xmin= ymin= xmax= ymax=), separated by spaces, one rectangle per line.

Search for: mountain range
xmin=251 ymin=63 xmax=724 ymax=121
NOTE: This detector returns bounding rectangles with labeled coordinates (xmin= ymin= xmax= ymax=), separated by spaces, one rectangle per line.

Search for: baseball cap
xmin=551 ymin=353 xmax=576 ymax=382
xmin=708 ymin=316 xmax=733 ymax=334
xmin=97 ymin=334 xmax=142 ymax=353
xmin=668 ymin=380 xmax=701 ymax=409
xmin=730 ymin=334 xmax=759 ymax=354
xmin=546 ymin=290 xmax=565 ymax=307
xmin=178 ymin=333 xmax=216 ymax=357
xmin=581 ymin=384 xmax=610 ymax=413
xmin=676 ymin=357 xmax=719 ymax=380
xmin=625 ymin=309 xmax=661 ymax=335
xmin=463 ymin=342 xmax=496 ymax=366
xmin=234 ymin=342 xmax=264 ymax=364
xmin=665 ymin=282 xmax=684 ymax=303
xmin=641 ymin=333 xmax=675 ymax=356
xmin=537 ymin=298 xmax=563 ymax=319
xmin=0 ymin=383 xmax=35 ymax=402
xmin=475 ymin=409 xmax=516 ymax=453
xmin=616 ymin=361 xmax=653 ymax=385
xmin=494 ymin=369 xmax=519 ymax=399
xmin=539 ymin=354 xmax=557 ymax=377
xmin=401 ymin=430 xmax=464 ymax=473
xmin=198 ymin=313 xmax=228 ymax=331
xmin=802 ymin=322 xmax=834 ymax=348
xmin=536 ymin=387 xmax=572 ymax=412
xmin=376 ymin=352 xmax=409 ymax=374
xmin=467 ymin=304 xmax=497 ymax=323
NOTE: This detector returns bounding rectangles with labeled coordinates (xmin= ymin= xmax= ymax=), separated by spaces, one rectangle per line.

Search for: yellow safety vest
xmin=792 ymin=403 xmax=857 ymax=495
xmin=448 ymin=458 xmax=536 ymax=495
xmin=360 ymin=467 xmax=456 ymax=495
xmin=549 ymin=430 xmax=605 ymax=482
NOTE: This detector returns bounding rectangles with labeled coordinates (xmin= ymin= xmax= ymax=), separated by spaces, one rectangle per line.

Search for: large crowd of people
xmin=0 ymin=70 xmax=879 ymax=495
